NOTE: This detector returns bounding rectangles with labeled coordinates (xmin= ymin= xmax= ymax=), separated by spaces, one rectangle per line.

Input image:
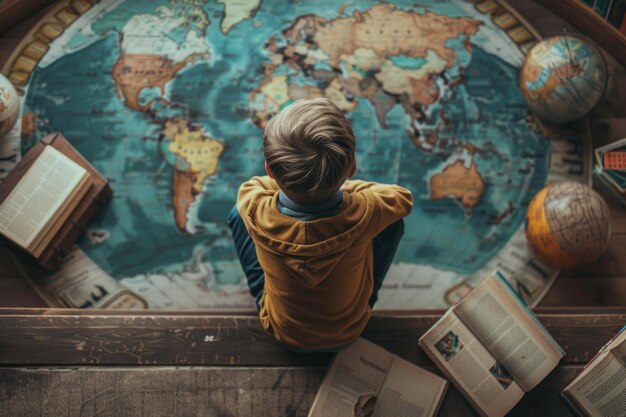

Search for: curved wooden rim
xmin=535 ymin=0 xmax=626 ymax=67
xmin=498 ymin=0 xmax=543 ymax=40
xmin=1 ymin=0 xmax=93 ymax=87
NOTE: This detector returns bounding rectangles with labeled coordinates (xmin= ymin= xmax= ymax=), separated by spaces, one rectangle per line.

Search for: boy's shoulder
xmin=342 ymin=180 xmax=412 ymax=197
xmin=342 ymin=180 xmax=413 ymax=218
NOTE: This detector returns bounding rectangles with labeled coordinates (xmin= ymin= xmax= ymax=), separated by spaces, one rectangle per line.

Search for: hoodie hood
xmin=242 ymin=191 xmax=374 ymax=287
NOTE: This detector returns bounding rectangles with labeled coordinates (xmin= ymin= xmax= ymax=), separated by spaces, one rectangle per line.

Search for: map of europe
xmin=6 ymin=0 xmax=588 ymax=308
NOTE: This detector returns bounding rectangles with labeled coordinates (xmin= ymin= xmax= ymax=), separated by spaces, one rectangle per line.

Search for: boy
xmin=228 ymin=98 xmax=413 ymax=351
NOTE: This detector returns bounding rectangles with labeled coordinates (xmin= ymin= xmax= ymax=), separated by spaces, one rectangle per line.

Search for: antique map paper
xmin=2 ymin=0 xmax=589 ymax=309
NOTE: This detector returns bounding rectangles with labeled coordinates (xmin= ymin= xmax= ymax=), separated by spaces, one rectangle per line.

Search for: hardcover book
xmin=0 ymin=132 xmax=112 ymax=270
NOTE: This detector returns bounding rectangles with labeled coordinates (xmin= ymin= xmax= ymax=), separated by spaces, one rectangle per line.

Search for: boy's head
xmin=263 ymin=98 xmax=356 ymax=204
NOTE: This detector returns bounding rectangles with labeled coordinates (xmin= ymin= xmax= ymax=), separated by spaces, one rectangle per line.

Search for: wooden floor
xmin=0 ymin=308 xmax=623 ymax=417
xmin=0 ymin=0 xmax=625 ymax=308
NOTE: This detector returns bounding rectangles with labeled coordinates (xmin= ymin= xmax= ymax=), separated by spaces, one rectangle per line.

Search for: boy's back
xmin=230 ymin=98 xmax=413 ymax=350
xmin=236 ymin=176 xmax=412 ymax=349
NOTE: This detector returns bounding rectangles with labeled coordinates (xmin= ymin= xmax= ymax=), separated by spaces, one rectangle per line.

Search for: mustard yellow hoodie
xmin=236 ymin=176 xmax=413 ymax=349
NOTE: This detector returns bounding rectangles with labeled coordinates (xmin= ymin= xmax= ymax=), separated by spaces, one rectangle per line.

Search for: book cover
xmin=0 ymin=132 xmax=112 ymax=270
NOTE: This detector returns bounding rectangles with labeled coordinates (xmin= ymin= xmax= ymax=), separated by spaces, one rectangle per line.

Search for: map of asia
xmin=1 ymin=0 xmax=589 ymax=309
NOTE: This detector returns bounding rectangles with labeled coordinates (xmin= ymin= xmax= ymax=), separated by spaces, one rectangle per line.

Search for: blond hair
xmin=263 ymin=98 xmax=355 ymax=195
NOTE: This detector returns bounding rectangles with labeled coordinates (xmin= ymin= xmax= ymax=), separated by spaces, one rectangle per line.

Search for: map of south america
xmin=104 ymin=0 xmax=228 ymax=233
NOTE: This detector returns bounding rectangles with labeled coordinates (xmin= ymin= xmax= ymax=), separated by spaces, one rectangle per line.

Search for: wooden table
xmin=0 ymin=308 xmax=624 ymax=416
xmin=0 ymin=3 xmax=625 ymax=414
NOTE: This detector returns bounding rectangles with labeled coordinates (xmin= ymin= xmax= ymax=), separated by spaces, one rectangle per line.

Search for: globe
xmin=519 ymin=35 xmax=607 ymax=124
xmin=0 ymin=74 xmax=19 ymax=138
xmin=525 ymin=182 xmax=611 ymax=268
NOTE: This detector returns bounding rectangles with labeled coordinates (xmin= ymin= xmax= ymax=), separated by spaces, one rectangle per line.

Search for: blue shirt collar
xmin=277 ymin=190 xmax=343 ymax=220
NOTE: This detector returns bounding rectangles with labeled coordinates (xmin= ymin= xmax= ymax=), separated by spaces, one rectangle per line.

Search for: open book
xmin=308 ymin=338 xmax=448 ymax=417
xmin=418 ymin=272 xmax=564 ymax=417
xmin=8 ymin=247 xmax=147 ymax=309
xmin=562 ymin=326 xmax=626 ymax=417
xmin=0 ymin=145 xmax=90 ymax=257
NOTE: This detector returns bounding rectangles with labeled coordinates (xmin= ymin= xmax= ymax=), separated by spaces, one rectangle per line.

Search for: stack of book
xmin=0 ymin=132 xmax=112 ymax=270
xmin=592 ymin=138 xmax=626 ymax=206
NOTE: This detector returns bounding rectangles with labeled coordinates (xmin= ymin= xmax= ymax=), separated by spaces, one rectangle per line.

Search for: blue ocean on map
xmin=21 ymin=0 xmax=549 ymax=293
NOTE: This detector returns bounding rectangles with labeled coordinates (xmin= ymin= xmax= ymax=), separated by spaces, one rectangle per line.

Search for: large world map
xmin=2 ymin=0 xmax=589 ymax=309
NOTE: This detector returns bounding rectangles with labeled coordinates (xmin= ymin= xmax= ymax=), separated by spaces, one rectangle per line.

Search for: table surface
xmin=0 ymin=307 xmax=624 ymax=416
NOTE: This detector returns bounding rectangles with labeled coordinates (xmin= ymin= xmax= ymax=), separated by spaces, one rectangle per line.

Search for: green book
xmin=595 ymin=0 xmax=612 ymax=17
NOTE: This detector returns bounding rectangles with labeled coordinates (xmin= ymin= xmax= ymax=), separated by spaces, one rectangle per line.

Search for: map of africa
xmin=2 ymin=0 xmax=589 ymax=309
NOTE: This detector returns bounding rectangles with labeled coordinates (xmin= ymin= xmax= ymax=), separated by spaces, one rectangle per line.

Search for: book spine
xmin=607 ymin=0 xmax=626 ymax=27
xmin=38 ymin=184 xmax=112 ymax=269
xmin=595 ymin=0 xmax=612 ymax=17
xmin=494 ymin=271 xmax=566 ymax=356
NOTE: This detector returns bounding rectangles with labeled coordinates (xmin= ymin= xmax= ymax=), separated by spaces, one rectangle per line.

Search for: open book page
xmin=563 ymin=330 xmax=626 ymax=417
xmin=0 ymin=145 xmax=88 ymax=249
xmin=372 ymin=356 xmax=448 ymax=417
xmin=9 ymin=247 xmax=147 ymax=309
xmin=454 ymin=273 xmax=563 ymax=392
xmin=308 ymin=338 xmax=393 ymax=417
xmin=419 ymin=310 xmax=524 ymax=417
xmin=29 ymin=173 xmax=90 ymax=257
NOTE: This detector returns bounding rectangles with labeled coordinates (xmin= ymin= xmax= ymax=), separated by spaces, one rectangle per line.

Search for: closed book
xmin=607 ymin=0 xmax=626 ymax=27
xmin=594 ymin=0 xmax=612 ymax=16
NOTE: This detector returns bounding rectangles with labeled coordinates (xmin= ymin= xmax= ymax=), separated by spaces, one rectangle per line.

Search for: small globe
xmin=525 ymin=182 xmax=611 ymax=268
xmin=520 ymin=35 xmax=607 ymax=124
xmin=0 ymin=74 xmax=19 ymax=138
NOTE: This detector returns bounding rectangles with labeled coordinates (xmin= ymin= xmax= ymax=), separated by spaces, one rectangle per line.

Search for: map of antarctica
xmin=3 ymin=0 xmax=589 ymax=309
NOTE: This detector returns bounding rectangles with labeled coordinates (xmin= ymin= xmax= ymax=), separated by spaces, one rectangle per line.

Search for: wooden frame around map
xmin=2 ymin=0 xmax=544 ymax=94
